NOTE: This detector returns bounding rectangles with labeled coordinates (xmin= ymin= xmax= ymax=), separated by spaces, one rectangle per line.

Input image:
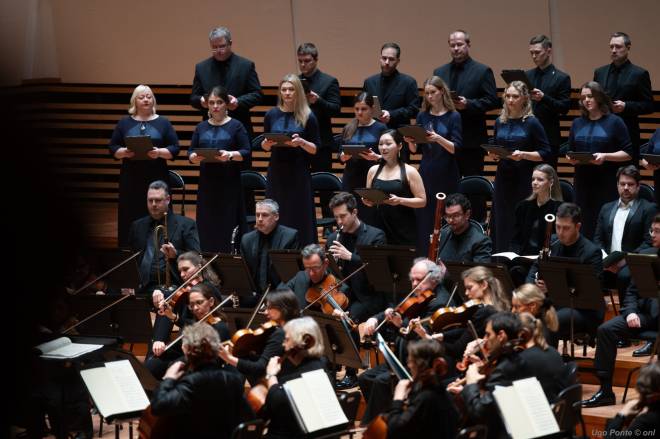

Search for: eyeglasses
xmin=445 ymin=213 xmax=464 ymax=221
xmin=211 ymin=44 xmax=230 ymax=52
xmin=188 ymin=299 xmax=208 ymax=309
xmin=650 ymin=228 xmax=660 ymax=235
xmin=304 ymin=264 xmax=324 ymax=272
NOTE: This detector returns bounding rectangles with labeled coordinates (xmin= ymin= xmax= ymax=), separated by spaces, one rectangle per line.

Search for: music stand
xmin=84 ymin=249 xmax=141 ymax=294
xmin=538 ymin=257 xmax=604 ymax=358
xmin=625 ymin=252 xmax=660 ymax=360
xmin=222 ymin=308 xmax=269 ymax=334
xmin=101 ymin=347 xmax=159 ymax=393
xmin=356 ymin=244 xmax=417 ymax=303
xmin=303 ymin=310 xmax=365 ymax=377
xmin=69 ymin=296 xmax=153 ymax=344
xmin=208 ymin=253 xmax=258 ymax=299
xmin=444 ymin=261 xmax=515 ymax=301
xmin=269 ymin=249 xmax=303 ymax=283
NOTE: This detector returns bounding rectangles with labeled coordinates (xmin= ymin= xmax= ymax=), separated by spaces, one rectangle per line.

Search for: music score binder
xmin=124 ymin=135 xmax=154 ymax=160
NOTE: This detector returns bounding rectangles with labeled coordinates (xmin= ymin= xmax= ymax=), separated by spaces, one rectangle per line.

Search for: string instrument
xmin=428 ymin=192 xmax=447 ymax=262
xmin=224 ymin=320 xmax=280 ymax=358
xmin=161 ymin=254 xmax=219 ymax=309
xmin=138 ymin=405 xmax=173 ymax=439
xmin=403 ymin=299 xmax=484 ymax=337
xmin=394 ymin=289 xmax=435 ymax=320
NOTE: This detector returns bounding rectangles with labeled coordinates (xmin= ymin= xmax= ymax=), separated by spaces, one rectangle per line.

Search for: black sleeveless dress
xmin=371 ymin=162 xmax=417 ymax=245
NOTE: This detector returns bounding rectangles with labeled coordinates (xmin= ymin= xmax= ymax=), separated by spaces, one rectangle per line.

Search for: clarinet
xmin=334 ymin=225 xmax=345 ymax=270
xmin=230 ymin=225 xmax=240 ymax=255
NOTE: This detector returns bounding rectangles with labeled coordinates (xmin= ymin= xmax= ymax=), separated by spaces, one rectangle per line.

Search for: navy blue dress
xmin=491 ymin=116 xmax=551 ymax=252
xmin=371 ymin=163 xmax=417 ymax=246
xmin=263 ymin=108 xmax=321 ymax=245
xmin=109 ymin=116 xmax=179 ymax=247
xmin=189 ymin=119 xmax=250 ymax=252
xmin=414 ymin=110 xmax=462 ymax=255
xmin=340 ymin=120 xmax=387 ymax=224
xmin=647 ymin=128 xmax=660 ymax=206
xmin=569 ymin=114 xmax=632 ymax=239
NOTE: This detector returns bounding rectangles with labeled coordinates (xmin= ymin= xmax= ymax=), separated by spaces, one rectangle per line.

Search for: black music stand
xmin=83 ymin=249 xmax=141 ymax=294
xmin=303 ymin=310 xmax=365 ymax=379
xmin=208 ymin=253 xmax=258 ymax=300
xmin=222 ymin=308 xmax=269 ymax=334
xmin=269 ymin=249 xmax=304 ymax=283
xmin=625 ymin=252 xmax=660 ymax=361
xmin=444 ymin=261 xmax=515 ymax=302
xmin=69 ymin=295 xmax=153 ymax=344
xmin=538 ymin=257 xmax=604 ymax=358
xmin=356 ymin=244 xmax=417 ymax=303
xmin=101 ymin=348 xmax=159 ymax=393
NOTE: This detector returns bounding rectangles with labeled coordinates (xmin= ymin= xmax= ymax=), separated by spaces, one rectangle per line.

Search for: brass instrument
xmin=153 ymin=212 xmax=171 ymax=288
xmin=429 ymin=192 xmax=446 ymax=262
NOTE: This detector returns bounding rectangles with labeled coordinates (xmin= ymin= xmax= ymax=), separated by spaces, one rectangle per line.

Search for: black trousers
xmin=456 ymin=148 xmax=485 ymax=177
xmin=357 ymin=364 xmax=394 ymax=425
xmin=548 ymin=307 xmax=605 ymax=349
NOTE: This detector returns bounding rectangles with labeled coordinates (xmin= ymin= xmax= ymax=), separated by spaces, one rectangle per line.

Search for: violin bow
xmin=246 ymin=284 xmax=271 ymax=329
xmin=162 ymin=254 xmax=219 ymax=303
xmin=62 ymin=293 xmax=133 ymax=334
xmin=373 ymin=271 xmax=432 ymax=333
xmin=72 ymin=251 xmax=141 ymax=295
xmin=467 ymin=320 xmax=490 ymax=362
xmin=302 ymin=262 xmax=368 ymax=311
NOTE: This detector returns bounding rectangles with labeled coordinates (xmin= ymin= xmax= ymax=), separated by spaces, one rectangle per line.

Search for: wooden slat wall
xmin=13 ymin=83 xmax=660 ymax=207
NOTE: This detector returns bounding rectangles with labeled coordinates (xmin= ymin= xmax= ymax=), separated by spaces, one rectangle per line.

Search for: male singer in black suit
xmin=129 ymin=180 xmax=201 ymax=295
xmin=433 ymin=30 xmax=499 ymax=177
xmin=594 ymin=32 xmax=654 ymax=162
xmin=240 ymin=199 xmax=300 ymax=304
xmin=526 ymin=34 xmax=571 ymax=167
xmin=363 ymin=43 xmax=419 ymax=160
xmin=582 ymin=214 xmax=660 ymax=407
xmin=191 ymin=26 xmax=262 ymax=138
xmin=298 ymin=43 xmax=341 ymax=218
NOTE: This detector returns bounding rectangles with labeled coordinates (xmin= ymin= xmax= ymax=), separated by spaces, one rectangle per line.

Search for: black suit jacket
xmin=621 ymin=245 xmax=660 ymax=320
xmin=362 ymin=70 xmax=419 ymax=129
xmin=301 ymin=69 xmax=341 ymax=148
xmin=191 ymin=53 xmax=262 ymax=137
xmin=433 ymin=58 xmax=499 ymax=149
xmin=594 ymin=198 xmax=657 ymax=253
xmin=437 ymin=222 xmax=492 ymax=264
xmin=594 ymin=60 xmax=653 ymax=150
xmin=526 ymin=64 xmax=571 ymax=152
xmin=129 ymin=213 xmax=200 ymax=289
xmin=240 ymin=224 xmax=300 ymax=292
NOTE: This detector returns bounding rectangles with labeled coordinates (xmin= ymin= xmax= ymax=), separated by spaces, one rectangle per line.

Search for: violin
xmin=160 ymin=255 xmax=219 ymax=310
xmin=394 ymin=289 xmax=434 ymax=320
xmin=225 ymin=320 xmax=279 ymax=358
xmin=305 ymin=272 xmax=350 ymax=315
xmin=401 ymin=299 xmax=483 ymax=336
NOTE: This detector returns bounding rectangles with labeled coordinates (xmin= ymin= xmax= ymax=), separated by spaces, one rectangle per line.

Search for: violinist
xmin=380 ymin=339 xmax=458 ymax=439
xmin=260 ymin=316 xmax=330 ymax=439
xmin=447 ymin=312 xmax=529 ymax=439
xmin=150 ymin=323 xmax=254 ymax=439
xmin=218 ymin=288 xmax=300 ymax=385
xmin=511 ymin=283 xmax=559 ymax=343
xmin=605 ymin=362 xmax=660 ymax=434
xmin=146 ymin=282 xmax=230 ymax=380
xmin=128 ymin=180 xmax=200 ymax=295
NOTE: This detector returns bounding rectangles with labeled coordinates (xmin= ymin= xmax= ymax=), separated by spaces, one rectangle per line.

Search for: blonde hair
xmin=526 ymin=163 xmax=563 ymax=202
xmin=461 ymin=266 xmax=510 ymax=311
xmin=128 ymin=84 xmax=157 ymax=116
xmin=277 ymin=74 xmax=311 ymax=127
xmin=518 ymin=312 xmax=549 ymax=350
xmin=498 ymin=81 xmax=533 ymax=123
xmin=421 ymin=76 xmax=455 ymax=112
xmin=512 ymin=283 xmax=559 ymax=332
xmin=283 ymin=316 xmax=325 ymax=358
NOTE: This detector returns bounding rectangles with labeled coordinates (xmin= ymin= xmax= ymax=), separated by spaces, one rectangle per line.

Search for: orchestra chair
xmin=622 ymin=329 xmax=659 ymax=403
xmin=457 ymin=176 xmax=494 ymax=233
xmin=552 ymin=383 xmax=585 ymax=438
xmin=559 ymin=180 xmax=575 ymax=204
xmin=638 ymin=183 xmax=655 ymax=204
xmin=311 ymin=171 xmax=342 ymax=230
xmin=168 ymin=170 xmax=186 ymax=215
xmin=231 ymin=419 xmax=265 ymax=439
xmin=241 ymin=170 xmax=267 ymax=227
xmin=457 ymin=424 xmax=488 ymax=439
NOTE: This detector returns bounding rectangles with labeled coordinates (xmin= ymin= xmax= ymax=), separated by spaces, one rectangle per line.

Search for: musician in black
xmin=150 ymin=323 xmax=253 ymax=439
xmin=240 ymin=199 xmax=300 ymax=306
xmin=436 ymin=193 xmax=492 ymax=264
xmin=604 ymin=362 xmax=660 ymax=433
xmin=526 ymin=202 xmax=604 ymax=348
xmin=582 ymin=214 xmax=660 ymax=407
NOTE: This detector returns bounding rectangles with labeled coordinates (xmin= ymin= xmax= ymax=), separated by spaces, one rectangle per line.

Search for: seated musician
xmin=218 ymin=288 xmax=300 ymax=385
xmin=511 ymin=283 xmax=559 ymax=343
xmin=447 ymin=312 xmax=530 ymax=439
xmin=150 ymin=323 xmax=254 ymax=439
xmin=437 ymin=193 xmax=492 ymax=264
xmin=605 ymin=362 xmax=660 ymax=434
xmin=241 ymin=199 xmax=300 ymax=306
xmin=582 ymin=213 xmax=660 ymax=407
xmin=146 ymin=282 xmax=231 ymax=379
xmin=526 ymin=202 xmax=604 ymax=348
xmin=260 ymin=316 xmax=330 ymax=439
xmin=381 ymin=339 xmax=458 ymax=439
xmin=129 ymin=180 xmax=200 ymax=295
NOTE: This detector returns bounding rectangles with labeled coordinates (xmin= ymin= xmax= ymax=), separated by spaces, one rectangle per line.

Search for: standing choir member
xmin=261 ymin=74 xmax=321 ymax=245
xmin=405 ymin=76 xmax=462 ymax=255
xmin=338 ymin=92 xmax=387 ymax=224
xmin=640 ymin=128 xmax=660 ymax=206
xmin=364 ymin=130 xmax=426 ymax=246
xmin=490 ymin=81 xmax=551 ymax=252
xmin=566 ymin=81 xmax=632 ymax=239
xmin=109 ymin=85 xmax=179 ymax=246
xmin=189 ymin=86 xmax=250 ymax=253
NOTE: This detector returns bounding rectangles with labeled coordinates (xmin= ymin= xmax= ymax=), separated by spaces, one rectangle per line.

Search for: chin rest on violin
xmin=305 ymin=273 xmax=350 ymax=314
xmin=225 ymin=320 xmax=279 ymax=358
xmin=394 ymin=289 xmax=434 ymax=320
xmin=404 ymin=299 xmax=483 ymax=335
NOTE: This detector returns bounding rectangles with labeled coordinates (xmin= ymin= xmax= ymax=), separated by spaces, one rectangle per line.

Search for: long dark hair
xmin=342 ymin=92 xmax=375 ymax=140
xmin=266 ymin=288 xmax=300 ymax=322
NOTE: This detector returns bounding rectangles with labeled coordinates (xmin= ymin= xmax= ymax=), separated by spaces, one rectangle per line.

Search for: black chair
xmin=241 ymin=171 xmax=267 ymax=226
xmin=457 ymin=424 xmax=488 ymax=439
xmin=457 ymin=176 xmax=494 ymax=232
xmin=168 ymin=170 xmax=186 ymax=215
xmin=337 ymin=390 xmax=361 ymax=425
xmin=622 ymin=330 xmax=658 ymax=403
xmin=311 ymin=172 xmax=342 ymax=229
xmin=638 ymin=183 xmax=655 ymax=204
xmin=231 ymin=419 xmax=265 ymax=439
xmin=552 ymin=383 xmax=585 ymax=438
xmin=559 ymin=179 xmax=574 ymax=203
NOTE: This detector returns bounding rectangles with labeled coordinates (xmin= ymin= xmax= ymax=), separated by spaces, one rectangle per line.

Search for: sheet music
xmin=81 ymin=367 xmax=125 ymax=418
xmin=106 ymin=360 xmax=150 ymax=411
xmin=36 ymin=337 xmax=103 ymax=359
xmin=284 ymin=377 xmax=325 ymax=433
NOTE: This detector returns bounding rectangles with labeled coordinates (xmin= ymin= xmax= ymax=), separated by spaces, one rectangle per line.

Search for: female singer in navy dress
xmin=338 ymin=92 xmax=387 ymax=225
xmin=567 ymin=81 xmax=632 ymax=239
xmin=189 ymin=86 xmax=250 ymax=253
xmin=109 ymin=85 xmax=179 ymax=246
xmin=404 ymin=76 xmax=462 ymax=255
xmin=364 ymin=129 xmax=426 ymax=246
xmin=489 ymin=81 xmax=551 ymax=252
xmin=640 ymin=128 xmax=660 ymax=206
xmin=261 ymin=74 xmax=321 ymax=245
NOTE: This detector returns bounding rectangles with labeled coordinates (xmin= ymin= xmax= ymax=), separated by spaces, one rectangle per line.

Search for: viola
xmin=394 ymin=289 xmax=434 ymax=320
xmin=305 ymin=273 xmax=350 ymax=315
xmin=401 ymin=299 xmax=483 ymax=336
xmin=226 ymin=320 xmax=279 ymax=358
xmin=362 ymin=414 xmax=388 ymax=439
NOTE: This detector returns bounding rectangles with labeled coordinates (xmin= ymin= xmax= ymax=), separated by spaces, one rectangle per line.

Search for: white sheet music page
xmin=301 ymin=369 xmax=348 ymax=427
xmin=106 ymin=360 xmax=150 ymax=412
